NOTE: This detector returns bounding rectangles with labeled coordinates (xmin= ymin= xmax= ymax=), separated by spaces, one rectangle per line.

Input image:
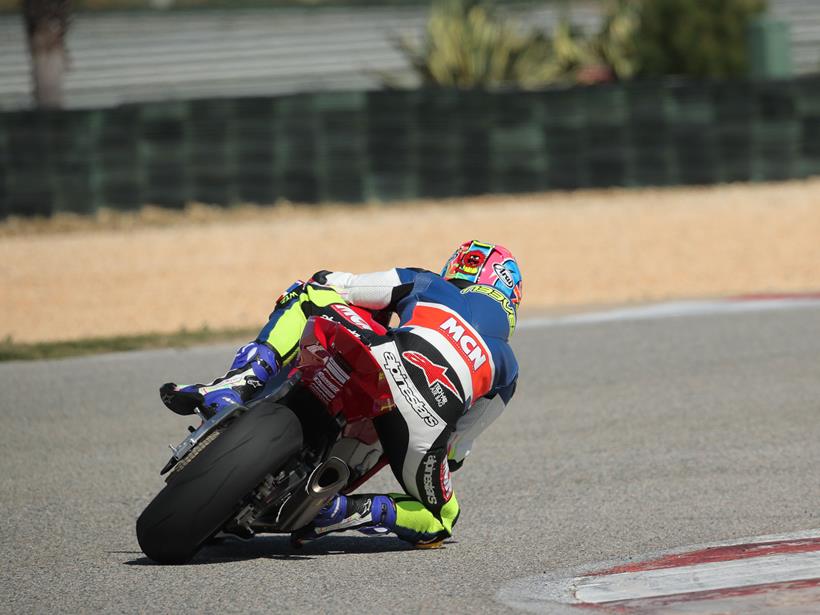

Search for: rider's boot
xmin=293 ymin=493 xmax=455 ymax=549
xmin=159 ymin=342 xmax=278 ymax=418
xmin=292 ymin=494 xmax=397 ymax=544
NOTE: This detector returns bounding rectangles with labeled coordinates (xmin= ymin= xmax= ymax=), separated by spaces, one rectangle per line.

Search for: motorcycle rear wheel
xmin=136 ymin=400 xmax=303 ymax=564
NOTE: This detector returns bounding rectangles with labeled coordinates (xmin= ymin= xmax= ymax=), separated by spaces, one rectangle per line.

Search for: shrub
xmin=391 ymin=0 xmax=768 ymax=89
xmin=630 ymin=0 xmax=767 ymax=78
xmin=393 ymin=0 xmax=592 ymax=89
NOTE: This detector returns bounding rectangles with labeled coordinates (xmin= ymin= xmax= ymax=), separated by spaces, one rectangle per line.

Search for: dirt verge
xmin=2 ymin=178 xmax=819 ymax=344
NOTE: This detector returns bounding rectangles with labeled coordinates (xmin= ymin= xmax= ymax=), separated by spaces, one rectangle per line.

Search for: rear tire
xmin=136 ymin=400 xmax=303 ymax=564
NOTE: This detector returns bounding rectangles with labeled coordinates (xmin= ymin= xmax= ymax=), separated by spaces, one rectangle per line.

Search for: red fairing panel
xmin=296 ymin=309 xmax=394 ymax=431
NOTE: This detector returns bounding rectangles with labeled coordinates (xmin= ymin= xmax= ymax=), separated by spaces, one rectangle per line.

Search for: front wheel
xmin=136 ymin=400 xmax=303 ymax=564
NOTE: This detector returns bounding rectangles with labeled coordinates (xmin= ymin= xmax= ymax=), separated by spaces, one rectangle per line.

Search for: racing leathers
xmin=163 ymin=267 xmax=518 ymax=547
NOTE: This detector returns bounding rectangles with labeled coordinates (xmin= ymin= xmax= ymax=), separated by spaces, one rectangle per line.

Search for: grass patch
xmin=0 ymin=326 xmax=259 ymax=362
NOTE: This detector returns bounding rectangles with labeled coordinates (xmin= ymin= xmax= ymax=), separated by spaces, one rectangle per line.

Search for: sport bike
xmin=136 ymin=306 xmax=394 ymax=564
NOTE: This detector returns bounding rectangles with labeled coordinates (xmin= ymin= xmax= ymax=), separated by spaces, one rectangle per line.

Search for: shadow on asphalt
xmin=123 ymin=534 xmax=420 ymax=566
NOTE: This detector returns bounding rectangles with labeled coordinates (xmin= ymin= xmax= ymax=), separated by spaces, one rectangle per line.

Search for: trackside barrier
xmin=1 ymin=76 xmax=820 ymax=217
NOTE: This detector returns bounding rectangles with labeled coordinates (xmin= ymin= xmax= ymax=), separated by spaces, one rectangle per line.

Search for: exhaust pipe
xmin=275 ymin=457 xmax=350 ymax=532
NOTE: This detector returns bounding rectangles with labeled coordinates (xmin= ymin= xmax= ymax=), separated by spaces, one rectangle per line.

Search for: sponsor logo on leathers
xmin=402 ymin=350 xmax=463 ymax=402
xmin=245 ymin=376 xmax=263 ymax=390
xmin=332 ymin=304 xmax=373 ymax=330
xmin=430 ymin=382 xmax=448 ymax=408
xmin=422 ymin=453 xmax=452 ymax=506
xmin=382 ymin=351 xmax=440 ymax=427
xmin=461 ymin=284 xmax=517 ymax=333
xmin=405 ymin=303 xmax=495 ymax=400
xmin=439 ymin=317 xmax=487 ymax=370
xmin=276 ymin=280 xmax=304 ymax=307
xmin=423 ymin=453 xmax=438 ymax=505
xmin=277 ymin=289 xmax=300 ymax=307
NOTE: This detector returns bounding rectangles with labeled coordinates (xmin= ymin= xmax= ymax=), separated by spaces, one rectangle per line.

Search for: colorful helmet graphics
xmin=441 ymin=240 xmax=523 ymax=309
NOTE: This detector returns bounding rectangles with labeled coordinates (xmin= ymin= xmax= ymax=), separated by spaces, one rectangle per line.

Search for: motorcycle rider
xmin=160 ymin=240 xmax=522 ymax=548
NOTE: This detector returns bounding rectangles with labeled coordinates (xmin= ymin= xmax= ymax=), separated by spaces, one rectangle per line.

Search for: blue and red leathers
xmin=162 ymin=267 xmax=519 ymax=546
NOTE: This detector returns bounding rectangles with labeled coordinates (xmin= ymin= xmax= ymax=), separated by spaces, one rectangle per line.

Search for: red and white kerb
xmin=571 ymin=531 xmax=820 ymax=613
xmin=498 ymin=530 xmax=820 ymax=614
xmin=405 ymin=302 xmax=496 ymax=403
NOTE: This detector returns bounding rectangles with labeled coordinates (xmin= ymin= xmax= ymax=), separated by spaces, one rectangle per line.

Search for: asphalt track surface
xmin=1 ymin=303 xmax=819 ymax=614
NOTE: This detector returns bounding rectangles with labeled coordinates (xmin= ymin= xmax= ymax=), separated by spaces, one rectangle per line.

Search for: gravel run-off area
xmin=1 ymin=178 xmax=819 ymax=343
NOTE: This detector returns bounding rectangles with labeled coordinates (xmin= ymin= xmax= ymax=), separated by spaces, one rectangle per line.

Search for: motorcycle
xmin=136 ymin=305 xmax=395 ymax=564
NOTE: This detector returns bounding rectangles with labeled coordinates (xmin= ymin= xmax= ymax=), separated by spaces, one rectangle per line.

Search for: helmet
xmin=441 ymin=240 xmax=523 ymax=309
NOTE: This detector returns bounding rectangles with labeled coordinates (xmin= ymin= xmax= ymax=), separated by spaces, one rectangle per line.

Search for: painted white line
xmin=573 ymin=551 xmax=820 ymax=603
xmin=518 ymin=298 xmax=820 ymax=331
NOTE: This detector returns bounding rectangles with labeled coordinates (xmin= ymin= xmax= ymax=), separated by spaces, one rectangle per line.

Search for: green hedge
xmin=2 ymin=77 xmax=820 ymax=217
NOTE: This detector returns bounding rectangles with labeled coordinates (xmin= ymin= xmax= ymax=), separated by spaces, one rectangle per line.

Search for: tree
xmin=23 ymin=0 xmax=72 ymax=109
xmin=632 ymin=0 xmax=766 ymax=78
